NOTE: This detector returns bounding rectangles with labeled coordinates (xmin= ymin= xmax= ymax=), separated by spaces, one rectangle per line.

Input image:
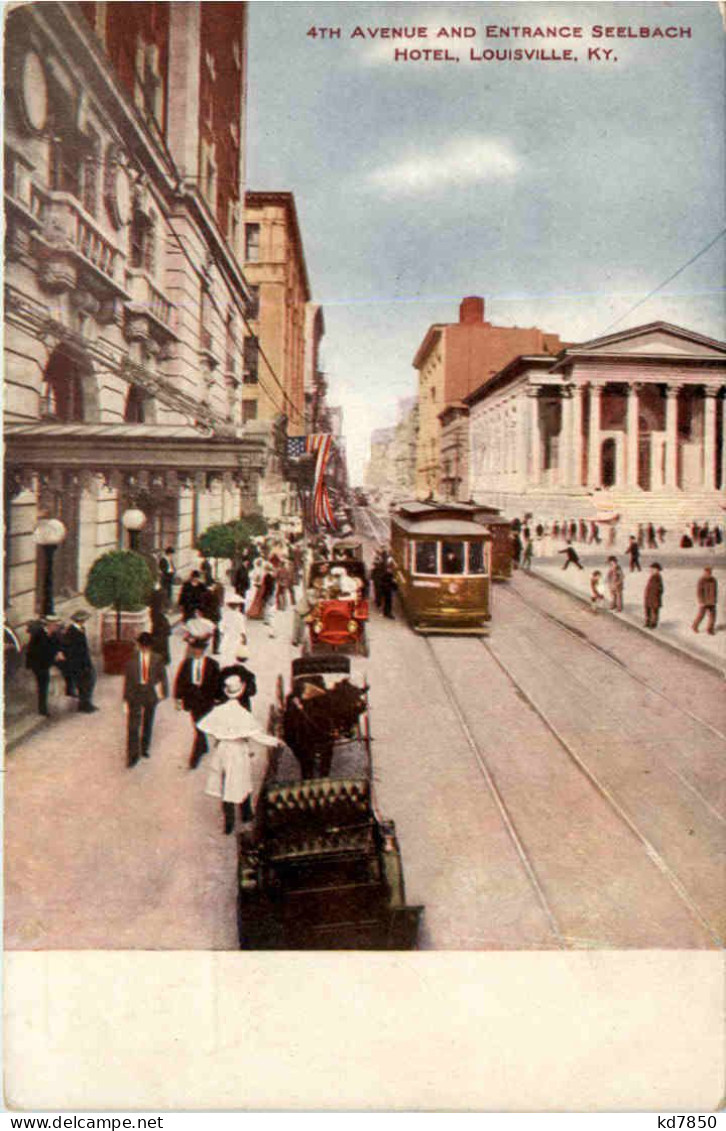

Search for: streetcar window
xmin=414 ymin=541 xmax=438 ymax=574
xmin=468 ymin=542 xmax=486 ymax=575
xmin=441 ymin=541 xmax=465 ymax=575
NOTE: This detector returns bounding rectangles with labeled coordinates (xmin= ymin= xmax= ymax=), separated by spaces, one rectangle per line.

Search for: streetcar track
xmin=479 ymin=636 xmax=724 ymax=949
xmin=495 ymin=588 xmax=726 ymax=826
xmin=423 ymin=635 xmax=566 ymax=950
xmin=502 ymin=583 xmax=726 ymax=744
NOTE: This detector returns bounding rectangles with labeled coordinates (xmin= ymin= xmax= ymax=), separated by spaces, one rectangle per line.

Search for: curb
xmin=526 ymin=566 xmax=724 ymax=679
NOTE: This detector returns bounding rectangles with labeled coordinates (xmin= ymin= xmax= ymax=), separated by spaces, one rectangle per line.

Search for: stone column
xmin=528 ymin=387 xmax=541 ymax=486
xmin=703 ymin=388 xmax=717 ymax=489
xmin=721 ymin=394 xmax=726 ymax=490
xmin=571 ymin=384 xmax=584 ymax=488
xmin=560 ymin=387 xmax=573 ymax=487
xmin=516 ymin=392 xmax=528 ymax=488
xmin=587 ymin=383 xmax=603 ymax=488
xmin=626 ymin=383 xmax=640 ymax=488
xmin=664 ymin=384 xmax=680 ymax=490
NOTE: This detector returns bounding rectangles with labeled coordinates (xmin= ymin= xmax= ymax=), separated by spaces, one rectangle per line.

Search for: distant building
xmin=365 ymin=427 xmax=397 ymax=490
xmin=413 ymin=296 xmax=565 ymax=496
xmin=242 ymin=191 xmax=310 ymax=430
xmin=466 ymin=321 xmax=726 ymax=521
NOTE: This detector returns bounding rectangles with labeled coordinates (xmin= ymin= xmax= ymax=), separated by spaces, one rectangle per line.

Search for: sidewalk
xmin=525 ymin=549 xmax=725 ymax=674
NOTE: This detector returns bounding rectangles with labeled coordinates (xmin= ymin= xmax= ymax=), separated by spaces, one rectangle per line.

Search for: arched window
xmin=40 ymin=350 xmax=85 ymax=422
xmin=124 ymin=385 xmax=148 ymax=423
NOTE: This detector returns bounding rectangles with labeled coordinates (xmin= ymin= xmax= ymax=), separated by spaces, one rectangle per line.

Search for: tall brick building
xmin=413 ymin=296 xmax=564 ymax=495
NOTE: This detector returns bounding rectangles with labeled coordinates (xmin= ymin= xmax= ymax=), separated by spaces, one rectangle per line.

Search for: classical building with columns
xmin=465 ymin=322 xmax=726 ymax=521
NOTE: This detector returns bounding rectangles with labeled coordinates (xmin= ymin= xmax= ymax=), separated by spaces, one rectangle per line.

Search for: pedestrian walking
xmin=219 ymin=594 xmax=247 ymax=667
xmin=198 ymin=672 xmax=280 ymax=835
xmin=150 ymin=602 xmax=172 ymax=666
xmin=626 ymin=536 xmax=642 ymax=572
xmin=647 ymin=523 xmax=658 ymax=549
xmin=692 ymin=566 xmax=718 ymax=635
xmin=522 ymin=537 xmax=534 ymax=571
xmin=60 ymin=610 xmax=98 ymax=712
xmin=199 ymin=554 xmax=214 ymax=586
xmin=123 ymin=632 xmax=169 ymax=767
xmin=232 ymin=558 xmax=250 ymax=602
xmin=380 ymin=564 xmax=398 ymax=618
xmin=589 ymin=570 xmax=605 ymax=612
xmin=558 ymin=543 xmax=584 ymax=571
xmin=511 ymin=530 xmax=523 ymax=568
xmin=245 ymin=558 xmax=265 ymax=619
xmin=158 ymin=547 xmax=176 ymax=606
xmin=371 ymin=550 xmax=386 ymax=610
xmin=174 ymin=638 xmax=221 ymax=769
xmin=657 ymin=526 xmax=667 ymax=545
xmin=260 ymin=562 xmax=277 ymax=637
xmin=178 ymin=571 xmax=207 ymax=622
xmin=25 ymin=615 xmax=63 ymax=716
xmin=644 ymin=563 xmax=664 ymax=628
xmin=201 ymin=581 xmax=223 ymax=654
xmin=606 ymin=556 xmax=624 ymax=612
xmin=218 ymin=657 xmax=257 ymax=711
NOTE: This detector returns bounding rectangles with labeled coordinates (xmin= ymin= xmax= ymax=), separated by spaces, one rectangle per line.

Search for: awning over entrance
xmin=4 ymin=422 xmax=269 ymax=493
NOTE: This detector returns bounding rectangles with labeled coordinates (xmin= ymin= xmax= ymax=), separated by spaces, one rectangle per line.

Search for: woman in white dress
xmin=199 ymin=673 xmax=280 ymax=834
xmin=245 ymin=557 xmax=265 ymax=620
xmin=219 ymin=594 xmax=247 ymax=667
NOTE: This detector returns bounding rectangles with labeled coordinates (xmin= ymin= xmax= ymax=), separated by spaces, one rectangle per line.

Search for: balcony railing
xmin=40 ymin=191 xmax=124 ymax=289
xmin=126 ymin=269 xmax=177 ymax=336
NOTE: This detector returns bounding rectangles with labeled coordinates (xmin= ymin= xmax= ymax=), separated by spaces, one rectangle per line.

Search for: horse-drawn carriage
xmin=236 ymin=655 xmax=422 ymax=950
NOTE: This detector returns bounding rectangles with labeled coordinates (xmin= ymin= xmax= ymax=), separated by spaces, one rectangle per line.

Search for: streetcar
xmin=471 ymin=507 xmax=513 ymax=581
xmin=390 ymin=500 xmax=494 ymax=634
xmin=236 ymin=655 xmax=423 ymax=950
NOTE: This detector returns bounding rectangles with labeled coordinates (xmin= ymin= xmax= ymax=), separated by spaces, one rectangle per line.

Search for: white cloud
xmin=366 ymin=136 xmax=521 ymax=197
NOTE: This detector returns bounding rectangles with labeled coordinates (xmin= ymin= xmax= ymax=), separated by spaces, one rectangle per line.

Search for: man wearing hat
xmin=123 ymin=632 xmax=169 ymax=766
xmin=25 ymin=615 xmax=63 ymax=717
xmin=173 ymin=637 xmax=221 ymax=768
xmin=60 ymin=610 xmax=98 ymax=713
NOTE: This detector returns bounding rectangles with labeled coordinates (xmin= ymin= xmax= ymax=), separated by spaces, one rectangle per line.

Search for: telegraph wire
xmin=599 ymin=227 xmax=726 ymax=335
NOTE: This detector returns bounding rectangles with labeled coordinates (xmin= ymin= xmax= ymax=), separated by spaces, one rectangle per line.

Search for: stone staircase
xmin=473 ymin=488 xmax=726 ymax=527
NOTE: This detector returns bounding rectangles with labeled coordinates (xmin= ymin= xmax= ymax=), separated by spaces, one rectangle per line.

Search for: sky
xmin=245 ymin=1 xmax=726 ymax=481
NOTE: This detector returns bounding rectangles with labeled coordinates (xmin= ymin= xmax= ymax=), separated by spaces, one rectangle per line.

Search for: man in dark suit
xmin=178 ymin=571 xmax=207 ymax=623
xmin=123 ymin=632 xmax=169 ymax=767
xmin=25 ymin=615 xmax=63 ymax=716
xmin=173 ymin=637 xmax=221 ymax=768
xmin=158 ymin=547 xmax=176 ymax=605
xmin=60 ymin=609 xmax=98 ymax=713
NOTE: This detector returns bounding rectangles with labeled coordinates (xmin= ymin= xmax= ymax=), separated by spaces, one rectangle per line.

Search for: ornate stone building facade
xmin=466 ymin=322 xmax=726 ymax=520
xmin=4 ymin=2 xmax=273 ymax=634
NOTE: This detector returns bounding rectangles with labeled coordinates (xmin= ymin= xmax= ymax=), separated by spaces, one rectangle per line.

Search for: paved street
xmin=6 ymin=539 xmax=725 ymax=951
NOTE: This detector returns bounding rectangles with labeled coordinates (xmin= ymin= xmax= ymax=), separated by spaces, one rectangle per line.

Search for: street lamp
xmin=122 ymin=507 xmax=146 ymax=551
xmin=33 ymin=518 xmax=67 ymax=617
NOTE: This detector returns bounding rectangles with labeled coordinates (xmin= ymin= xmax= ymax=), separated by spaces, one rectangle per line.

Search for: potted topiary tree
xmin=196 ymin=515 xmax=268 ymax=581
xmin=85 ymin=550 xmax=155 ymax=674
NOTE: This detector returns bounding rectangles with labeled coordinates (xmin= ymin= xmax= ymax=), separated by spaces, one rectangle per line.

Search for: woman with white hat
xmin=198 ymin=671 xmax=280 ymax=834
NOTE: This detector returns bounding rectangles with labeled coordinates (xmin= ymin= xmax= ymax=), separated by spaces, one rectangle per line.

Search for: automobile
xmin=236 ymin=655 xmax=423 ymax=950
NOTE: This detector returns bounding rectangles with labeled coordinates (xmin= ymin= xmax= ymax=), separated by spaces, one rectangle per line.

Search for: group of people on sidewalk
xmin=581 ymin=557 xmax=718 ymax=634
xmin=25 ymin=609 xmax=98 ymax=717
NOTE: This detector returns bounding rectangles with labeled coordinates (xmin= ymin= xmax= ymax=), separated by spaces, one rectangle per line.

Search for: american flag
xmin=287 ymin=434 xmax=337 ymax=531
xmin=286 ymin=435 xmax=308 ymax=459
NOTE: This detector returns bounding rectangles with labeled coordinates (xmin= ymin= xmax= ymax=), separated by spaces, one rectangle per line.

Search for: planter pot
xmin=102 ymin=638 xmax=136 ymax=675
xmin=99 ymin=608 xmax=150 ymax=674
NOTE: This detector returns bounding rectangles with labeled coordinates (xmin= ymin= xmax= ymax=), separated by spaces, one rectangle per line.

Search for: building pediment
xmin=569 ymin=321 xmax=726 ymax=361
